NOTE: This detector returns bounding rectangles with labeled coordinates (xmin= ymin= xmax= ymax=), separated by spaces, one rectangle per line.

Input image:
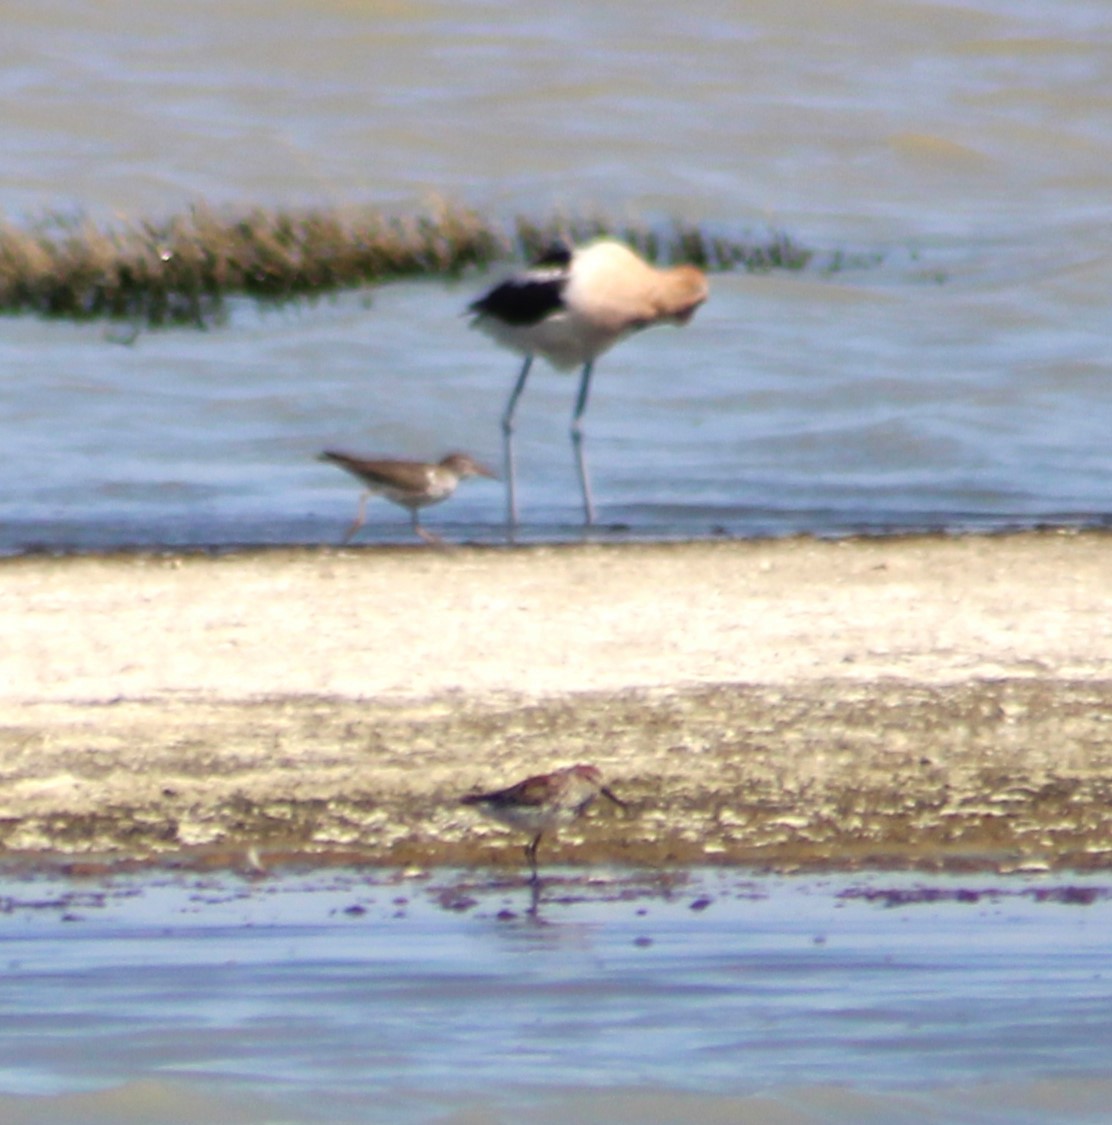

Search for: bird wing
xmin=468 ymin=273 xmax=567 ymax=327
xmin=461 ymin=774 xmax=552 ymax=809
xmin=319 ymin=452 xmax=431 ymax=491
xmin=529 ymin=242 xmax=573 ymax=269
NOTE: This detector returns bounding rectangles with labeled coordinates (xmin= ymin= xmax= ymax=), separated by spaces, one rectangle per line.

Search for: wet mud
xmin=3 ymin=535 xmax=1111 ymax=874
xmin=3 ymin=678 xmax=1111 ymax=874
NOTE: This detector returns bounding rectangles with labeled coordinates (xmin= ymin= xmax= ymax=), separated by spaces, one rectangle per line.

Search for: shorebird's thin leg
xmin=341 ymin=492 xmax=370 ymax=544
xmin=501 ymin=355 xmax=533 ymax=530
xmin=524 ymin=833 xmax=542 ymax=885
xmin=570 ymin=360 xmax=596 ymax=526
xmin=410 ymin=509 xmax=446 ymax=548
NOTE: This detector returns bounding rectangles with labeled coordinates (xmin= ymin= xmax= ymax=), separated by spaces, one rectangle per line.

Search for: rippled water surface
xmin=2 ymin=0 xmax=1111 ymax=549
xmin=2 ymin=870 xmax=1112 ymax=1123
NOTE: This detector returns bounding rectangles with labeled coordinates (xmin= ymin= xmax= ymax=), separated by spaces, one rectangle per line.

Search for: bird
xmin=460 ymin=763 xmax=628 ymax=884
xmin=468 ymin=238 xmax=709 ymax=529
xmin=318 ymin=450 xmax=496 ymax=545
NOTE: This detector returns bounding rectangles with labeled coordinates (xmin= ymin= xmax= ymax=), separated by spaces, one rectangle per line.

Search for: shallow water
xmin=1 ymin=869 xmax=1111 ymax=1123
xmin=2 ymin=0 xmax=1112 ymax=549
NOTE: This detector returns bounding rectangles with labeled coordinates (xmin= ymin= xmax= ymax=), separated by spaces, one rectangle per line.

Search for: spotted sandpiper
xmin=468 ymin=238 xmax=709 ymax=528
xmin=318 ymin=450 xmax=497 ymax=545
xmin=460 ymin=764 xmax=628 ymax=884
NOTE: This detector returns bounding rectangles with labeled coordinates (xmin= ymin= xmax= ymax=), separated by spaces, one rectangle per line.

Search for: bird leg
xmin=600 ymin=785 xmax=628 ymax=812
xmin=501 ymin=355 xmax=533 ymax=531
xmin=411 ymin=510 xmax=446 ymax=548
xmin=524 ymin=832 xmax=542 ymax=885
xmin=570 ymin=360 xmax=596 ymax=526
xmin=416 ymin=527 xmax=446 ymax=547
xmin=341 ymin=492 xmax=370 ymax=544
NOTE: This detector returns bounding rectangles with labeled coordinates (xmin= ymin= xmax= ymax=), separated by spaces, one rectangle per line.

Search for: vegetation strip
xmin=0 ymin=200 xmax=812 ymax=326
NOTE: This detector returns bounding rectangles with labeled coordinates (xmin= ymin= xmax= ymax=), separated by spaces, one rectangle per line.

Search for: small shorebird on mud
xmin=468 ymin=238 xmax=708 ymax=529
xmin=318 ymin=450 xmax=496 ymax=545
xmin=460 ymin=763 xmax=628 ymax=884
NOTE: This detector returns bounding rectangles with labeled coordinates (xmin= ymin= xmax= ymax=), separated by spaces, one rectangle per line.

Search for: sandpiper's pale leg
xmin=501 ymin=355 xmax=533 ymax=531
xmin=570 ymin=360 xmax=596 ymax=526
xmin=413 ymin=511 xmax=445 ymax=547
xmin=341 ymin=492 xmax=371 ymax=544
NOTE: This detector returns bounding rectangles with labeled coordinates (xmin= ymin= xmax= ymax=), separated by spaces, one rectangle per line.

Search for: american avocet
xmin=468 ymin=239 xmax=709 ymax=528
xmin=318 ymin=450 xmax=496 ymax=545
xmin=460 ymin=763 xmax=628 ymax=884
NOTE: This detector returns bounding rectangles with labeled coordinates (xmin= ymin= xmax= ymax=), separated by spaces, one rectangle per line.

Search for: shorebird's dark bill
xmin=601 ymin=786 xmax=627 ymax=810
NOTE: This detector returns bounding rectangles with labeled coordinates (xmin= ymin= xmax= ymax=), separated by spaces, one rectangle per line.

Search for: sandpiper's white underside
xmin=366 ymin=466 xmax=456 ymax=510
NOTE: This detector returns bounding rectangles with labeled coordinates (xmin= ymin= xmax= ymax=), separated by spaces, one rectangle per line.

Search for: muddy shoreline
xmin=3 ymin=534 xmax=1111 ymax=872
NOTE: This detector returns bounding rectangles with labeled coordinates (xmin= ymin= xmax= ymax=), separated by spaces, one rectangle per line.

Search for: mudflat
xmin=2 ymin=533 xmax=1111 ymax=872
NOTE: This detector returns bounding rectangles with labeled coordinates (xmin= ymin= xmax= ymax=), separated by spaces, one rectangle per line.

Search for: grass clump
xmin=0 ymin=198 xmax=814 ymax=328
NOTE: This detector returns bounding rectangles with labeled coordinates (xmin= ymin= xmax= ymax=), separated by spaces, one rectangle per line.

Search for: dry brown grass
xmin=0 ymin=199 xmax=811 ymax=326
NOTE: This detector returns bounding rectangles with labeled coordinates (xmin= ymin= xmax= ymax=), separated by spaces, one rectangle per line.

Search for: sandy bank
xmin=2 ymin=533 xmax=1111 ymax=871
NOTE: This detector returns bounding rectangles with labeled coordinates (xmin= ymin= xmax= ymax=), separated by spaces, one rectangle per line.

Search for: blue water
xmin=2 ymin=0 xmax=1112 ymax=551
xmin=2 ymin=870 xmax=1112 ymax=1123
